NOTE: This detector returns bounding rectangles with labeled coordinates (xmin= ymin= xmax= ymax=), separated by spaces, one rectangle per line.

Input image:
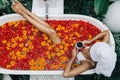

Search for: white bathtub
xmin=0 ymin=14 xmax=115 ymax=75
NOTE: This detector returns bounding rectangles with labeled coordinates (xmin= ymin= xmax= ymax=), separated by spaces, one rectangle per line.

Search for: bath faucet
xmin=44 ymin=0 xmax=48 ymax=19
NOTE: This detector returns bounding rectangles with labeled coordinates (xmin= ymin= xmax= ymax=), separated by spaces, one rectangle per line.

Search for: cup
xmin=75 ymin=41 xmax=84 ymax=49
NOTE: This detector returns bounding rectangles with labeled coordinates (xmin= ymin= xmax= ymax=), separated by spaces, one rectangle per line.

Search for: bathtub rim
xmin=0 ymin=14 xmax=115 ymax=75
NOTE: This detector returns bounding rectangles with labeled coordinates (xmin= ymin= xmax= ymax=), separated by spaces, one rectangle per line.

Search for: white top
xmin=90 ymin=42 xmax=117 ymax=77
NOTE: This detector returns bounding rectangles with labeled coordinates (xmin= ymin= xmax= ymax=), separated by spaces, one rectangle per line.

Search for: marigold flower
xmin=48 ymin=55 xmax=51 ymax=59
xmin=44 ymin=36 xmax=48 ymax=40
xmin=64 ymin=47 xmax=68 ymax=51
xmin=56 ymin=52 xmax=61 ymax=56
xmin=51 ymin=53 xmax=55 ymax=57
xmin=61 ymin=26 xmax=65 ymax=30
xmin=22 ymin=47 xmax=29 ymax=53
xmin=80 ymin=27 xmax=84 ymax=30
xmin=27 ymin=40 xmax=32 ymax=45
xmin=18 ymin=55 xmax=23 ymax=60
xmin=19 ymin=43 xmax=24 ymax=48
xmin=33 ymin=32 xmax=37 ymax=36
xmin=51 ymin=64 xmax=58 ymax=70
xmin=6 ymin=65 xmax=11 ymax=69
xmin=60 ymin=56 xmax=68 ymax=62
xmin=6 ymin=47 xmax=11 ymax=50
xmin=15 ymin=36 xmax=19 ymax=40
xmin=16 ymin=51 xmax=21 ymax=56
xmin=30 ymin=66 xmax=36 ymax=70
xmin=55 ymin=48 xmax=59 ymax=52
xmin=34 ymin=28 xmax=39 ymax=32
xmin=56 ymin=27 xmax=60 ymax=31
xmin=77 ymin=34 xmax=81 ymax=38
xmin=74 ymin=23 xmax=79 ymax=27
xmin=64 ymin=43 xmax=69 ymax=47
xmin=45 ymin=51 xmax=50 ymax=56
xmin=9 ymin=51 xmax=15 ymax=56
xmin=22 ymin=54 xmax=26 ymax=59
xmin=11 ymin=38 xmax=16 ymax=43
xmin=69 ymin=37 xmax=72 ymax=41
xmin=64 ymin=30 xmax=68 ymax=33
xmin=29 ymin=60 xmax=35 ymax=65
xmin=19 ymin=37 xmax=23 ymax=42
xmin=2 ymin=40 xmax=7 ymax=44
xmin=65 ymin=35 xmax=69 ymax=40
xmin=11 ymin=55 xmax=17 ymax=60
xmin=14 ymin=21 xmax=20 ymax=27
xmin=28 ymin=45 xmax=34 ymax=49
xmin=10 ymin=61 xmax=16 ymax=66
xmin=38 ymin=65 xmax=45 ymax=70
xmin=41 ymin=41 xmax=46 ymax=46
xmin=22 ymin=35 xmax=27 ymax=39
xmin=57 ymin=33 xmax=61 ymax=37
xmin=60 ymin=50 xmax=64 ymax=55
xmin=61 ymin=41 xmax=65 ymax=45
xmin=23 ymin=30 xmax=27 ymax=35
xmin=59 ymin=45 xmax=64 ymax=49
xmin=11 ymin=43 xmax=17 ymax=48
xmin=6 ymin=42 xmax=11 ymax=47
xmin=47 ymin=40 xmax=51 ymax=43
xmin=48 ymin=46 xmax=52 ymax=50
xmin=73 ymin=40 xmax=77 ymax=44
xmin=22 ymin=26 xmax=26 ymax=29
xmin=8 ymin=22 xmax=14 ymax=26
xmin=88 ymin=35 xmax=92 ymax=40
xmin=58 ymin=25 xmax=61 ymax=28
xmin=60 ymin=64 xmax=66 ymax=69
xmin=35 ymin=66 xmax=39 ymax=70
xmin=31 ymin=28 xmax=35 ymax=31
xmin=29 ymin=36 xmax=34 ymax=40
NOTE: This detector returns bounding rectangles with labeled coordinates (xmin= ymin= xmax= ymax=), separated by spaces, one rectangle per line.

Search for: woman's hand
xmin=72 ymin=47 xmax=78 ymax=59
xmin=83 ymin=40 xmax=92 ymax=44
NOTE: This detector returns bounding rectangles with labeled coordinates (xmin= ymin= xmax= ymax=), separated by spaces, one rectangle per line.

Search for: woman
xmin=12 ymin=0 xmax=116 ymax=78
xmin=62 ymin=30 xmax=117 ymax=78
xmin=11 ymin=0 xmax=61 ymax=44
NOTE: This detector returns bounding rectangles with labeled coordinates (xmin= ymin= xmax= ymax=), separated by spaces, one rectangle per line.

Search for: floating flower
xmin=0 ymin=20 xmax=101 ymax=70
xmin=2 ymin=40 xmax=7 ymax=44
xmin=41 ymin=41 xmax=46 ymax=46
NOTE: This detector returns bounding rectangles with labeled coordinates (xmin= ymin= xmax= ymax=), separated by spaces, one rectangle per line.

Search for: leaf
xmin=0 ymin=74 xmax=3 ymax=80
xmin=94 ymin=0 xmax=109 ymax=15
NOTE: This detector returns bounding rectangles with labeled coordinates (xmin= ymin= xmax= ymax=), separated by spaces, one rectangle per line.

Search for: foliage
xmin=94 ymin=0 xmax=109 ymax=15
xmin=0 ymin=0 xmax=9 ymax=9
xmin=0 ymin=0 xmax=32 ymax=16
xmin=0 ymin=74 xmax=3 ymax=80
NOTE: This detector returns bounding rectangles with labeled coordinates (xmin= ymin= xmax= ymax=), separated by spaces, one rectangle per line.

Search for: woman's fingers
xmin=72 ymin=46 xmax=78 ymax=58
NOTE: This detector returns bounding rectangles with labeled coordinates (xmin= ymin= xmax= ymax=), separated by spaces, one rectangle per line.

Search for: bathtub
xmin=0 ymin=14 xmax=115 ymax=75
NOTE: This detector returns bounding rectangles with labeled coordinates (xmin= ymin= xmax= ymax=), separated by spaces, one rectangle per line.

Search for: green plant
xmin=94 ymin=0 xmax=109 ymax=15
xmin=0 ymin=0 xmax=9 ymax=9
xmin=0 ymin=74 xmax=3 ymax=80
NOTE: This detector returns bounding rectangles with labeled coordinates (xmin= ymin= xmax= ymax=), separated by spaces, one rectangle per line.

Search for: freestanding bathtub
xmin=0 ymin=14 xmax=115 ymax=75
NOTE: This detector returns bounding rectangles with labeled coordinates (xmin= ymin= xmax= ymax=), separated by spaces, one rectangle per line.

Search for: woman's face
xmin=81 ymin=47 xmax=89 ymax=54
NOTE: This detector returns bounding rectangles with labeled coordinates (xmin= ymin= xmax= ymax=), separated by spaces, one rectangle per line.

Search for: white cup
xmin=75 ymin=41 xmax=84 ymax=49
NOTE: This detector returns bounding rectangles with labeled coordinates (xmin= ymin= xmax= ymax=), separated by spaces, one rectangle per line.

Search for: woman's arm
xmin=62 ymin=60 xmax=93 ymax=78
xmin=62 ymin=47 xmax=93 ymax=78
xmin=84 ymin=30 xmax=110 ymax=44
